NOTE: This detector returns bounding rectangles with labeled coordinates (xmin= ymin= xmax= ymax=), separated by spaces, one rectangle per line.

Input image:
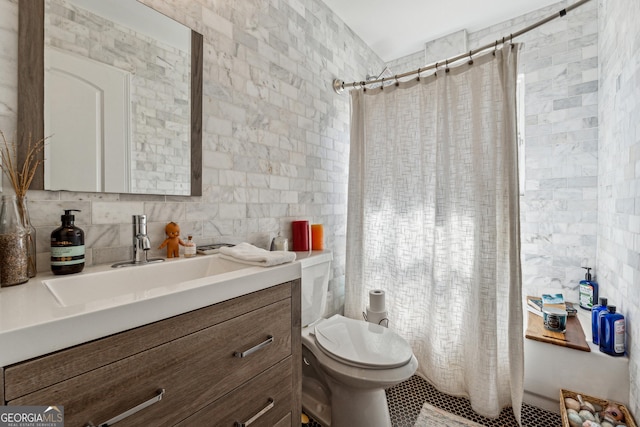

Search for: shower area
xmin=341 ymin=0 xmax=598 ymax=304
xmin=326 ymin=0 xmax=603 ymax=424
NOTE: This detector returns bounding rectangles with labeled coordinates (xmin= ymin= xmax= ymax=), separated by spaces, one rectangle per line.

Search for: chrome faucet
xmin=133 ymin=214 xmax=152 ymax=263
xmin=112 ymin=215 xmax=164 ymax=268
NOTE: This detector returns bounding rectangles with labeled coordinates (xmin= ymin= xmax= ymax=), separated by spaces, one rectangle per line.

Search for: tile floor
xmin=304 ymin=375 xmax=562 ymax=427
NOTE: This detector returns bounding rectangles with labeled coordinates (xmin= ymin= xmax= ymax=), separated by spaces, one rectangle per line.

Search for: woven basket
xmin=560 ymin=389 xmax=636 ymax=427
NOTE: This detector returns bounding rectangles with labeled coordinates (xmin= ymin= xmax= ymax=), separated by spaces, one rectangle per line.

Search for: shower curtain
xmin=344 ymin=45 xmax=523 ymax=422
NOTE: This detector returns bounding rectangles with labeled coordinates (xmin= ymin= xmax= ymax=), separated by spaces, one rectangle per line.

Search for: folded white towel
xmin=218 ymin=242 xmax=296 ymax=267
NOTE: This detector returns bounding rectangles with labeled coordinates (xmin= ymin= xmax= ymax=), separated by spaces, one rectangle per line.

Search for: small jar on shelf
xmin=184 ymin=235 xmax=196 ymax=258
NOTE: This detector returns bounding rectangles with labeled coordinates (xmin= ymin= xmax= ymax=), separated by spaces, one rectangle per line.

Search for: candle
xmin=291 ymin=220 xmax=310 ymax=251
xmin=311 ymin=224 xmax=324 ymax=250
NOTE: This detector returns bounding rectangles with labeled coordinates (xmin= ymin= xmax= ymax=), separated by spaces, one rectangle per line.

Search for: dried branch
xmin=0 ymin=130 xmax=47 ymax=198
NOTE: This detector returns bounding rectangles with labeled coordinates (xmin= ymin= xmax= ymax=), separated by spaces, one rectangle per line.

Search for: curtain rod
xmin=332 ymin=0 xmax=592 ymax=94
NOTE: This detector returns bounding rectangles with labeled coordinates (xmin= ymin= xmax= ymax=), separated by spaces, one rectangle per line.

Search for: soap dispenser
xmin=51 ymin=209 xmax=85 ymax=275
xmin=578 ymin=267 xmax=598 ymax=310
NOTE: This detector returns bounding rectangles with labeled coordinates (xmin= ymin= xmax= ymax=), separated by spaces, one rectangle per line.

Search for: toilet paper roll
xmin=366 ymin=307 xmax=388 ymax=327
xmin=369 ymin=289 xmax=386 ymax=313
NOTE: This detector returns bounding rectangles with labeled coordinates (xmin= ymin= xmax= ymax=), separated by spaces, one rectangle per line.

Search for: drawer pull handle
xmin=235 ymin=398 xmax=275 ymax=426
xmin=234 ymin=335 xmax=273 ymax=358
xmin=85 ymin=388 xmax=165 ymax=427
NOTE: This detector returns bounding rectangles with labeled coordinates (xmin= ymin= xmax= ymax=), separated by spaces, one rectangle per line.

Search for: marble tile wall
xmin=389 ymin=1 xmax=599 ymax=301
xmin=0 ymin=0 xmax=16 ymax=135
xmin=598 ymin=0 xmax=640 ymax=414
xmin=474 ymin=1 xmax=599 ymax=301
xmin=385 ymin=50 xmax=424 ymax=77
xmin=386 ymin=29 xmax=468 ymax=74
xmin=0 ymin=0 xmax=385 ymax=316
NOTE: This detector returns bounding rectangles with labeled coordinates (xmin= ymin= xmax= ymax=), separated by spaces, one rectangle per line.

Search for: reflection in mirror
xmin=45 ymin=0 xmax=191 ymax=195
xmin=46 ymin=0 xmax=191 ymax=194
xmin=18 ymin=0 xmax=203 ymax=196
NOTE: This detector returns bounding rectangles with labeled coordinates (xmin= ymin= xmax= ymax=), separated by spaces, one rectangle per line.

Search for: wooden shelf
xmin=525 ymin=297 xmax=590 ymax=352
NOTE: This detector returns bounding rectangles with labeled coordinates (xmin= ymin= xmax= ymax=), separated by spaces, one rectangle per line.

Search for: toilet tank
xmin=298 ymin=251 xmax=332 ymax=327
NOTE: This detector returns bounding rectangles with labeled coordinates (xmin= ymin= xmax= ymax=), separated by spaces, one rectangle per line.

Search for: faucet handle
xmin=133 ymin=214 xmax=147 ymax=224
xmin=133 ymin=214 xmax=148 ymax=235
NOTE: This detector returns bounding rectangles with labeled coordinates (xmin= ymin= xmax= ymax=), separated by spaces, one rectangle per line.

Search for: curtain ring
xmin=395 ymin=75 xmax=399 ymax=86
xmin=493 ymin=40 xmax=498 ymax=56
xmin=468 ymin=50 xmax=474 ymax=65
xmin=445 ymin=59 xmax=450 ymax=73
xmin=380 ymin=77 xmax=385 ymax=90
xmin=416 ymin=67 xmax=421 ymax=81
xmin=434 ymin=62 xmax=438 ymax=77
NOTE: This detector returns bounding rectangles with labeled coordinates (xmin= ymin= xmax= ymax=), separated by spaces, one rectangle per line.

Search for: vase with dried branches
xmin=0 ymin=130 xmax=46 ymax=282
xmin=0 ymin=194 xmax=28 ymax=286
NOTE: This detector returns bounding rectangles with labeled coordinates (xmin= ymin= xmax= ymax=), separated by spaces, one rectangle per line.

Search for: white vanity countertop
xmin=0 ymin=252 xmax=323 ymax=367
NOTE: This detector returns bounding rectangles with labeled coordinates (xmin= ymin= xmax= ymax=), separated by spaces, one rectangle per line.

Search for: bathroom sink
xmin=42 ymin=255 xmax=253 ymax=307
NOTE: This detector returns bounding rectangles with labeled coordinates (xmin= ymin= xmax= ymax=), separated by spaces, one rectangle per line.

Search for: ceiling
xmin=322 ymin=0 xmax=562 ymax=62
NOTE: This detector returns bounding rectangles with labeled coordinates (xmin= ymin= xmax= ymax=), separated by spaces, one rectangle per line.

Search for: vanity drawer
xmin=7 ymin=298 xmax=292 ymax=426
xmin=177 ymin=357 xmax=293 ymax=426
xmin=5 ymin=282 xmax=293 ymax=400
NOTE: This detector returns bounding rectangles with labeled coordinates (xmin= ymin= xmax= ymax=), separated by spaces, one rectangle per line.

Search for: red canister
xmin=292 ymin=220 xmax=310 ymax=251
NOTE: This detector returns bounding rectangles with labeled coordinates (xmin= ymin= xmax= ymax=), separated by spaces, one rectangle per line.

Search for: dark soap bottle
xmin=51 ymin=209 xmax=85 ymax=275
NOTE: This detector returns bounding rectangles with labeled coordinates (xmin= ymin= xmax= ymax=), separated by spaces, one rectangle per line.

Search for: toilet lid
xmin=314 ymin=315 xmax=413 ymax=369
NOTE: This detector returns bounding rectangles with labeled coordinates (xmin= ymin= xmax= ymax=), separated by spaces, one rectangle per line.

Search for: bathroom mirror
xmin=17 ymin=0 xmax=202 ymax=196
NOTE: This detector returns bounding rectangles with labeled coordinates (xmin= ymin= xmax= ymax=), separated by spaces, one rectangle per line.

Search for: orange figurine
xmin=158 ymin=222 xmax=185 ymax=258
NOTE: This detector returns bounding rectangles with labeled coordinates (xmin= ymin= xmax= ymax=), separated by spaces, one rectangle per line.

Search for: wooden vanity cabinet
xmin=2 ymin=279 xmax=301 ymax=426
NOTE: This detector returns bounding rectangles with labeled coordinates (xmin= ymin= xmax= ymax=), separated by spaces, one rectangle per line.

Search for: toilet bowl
xmin=298 ymin=251 xmax=418 ymax=427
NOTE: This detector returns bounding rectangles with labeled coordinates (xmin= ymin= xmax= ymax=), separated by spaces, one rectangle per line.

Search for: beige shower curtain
xmin=345 ymin=45 xmax=524 ymax=422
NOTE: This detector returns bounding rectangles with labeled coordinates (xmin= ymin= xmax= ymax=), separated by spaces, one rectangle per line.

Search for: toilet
xmin=299 ymin=251 xmax=418 ymax=427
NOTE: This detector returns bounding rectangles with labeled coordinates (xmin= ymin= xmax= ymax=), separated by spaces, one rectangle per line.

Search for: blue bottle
xmin=579 ymin=267 xmax=598 ymax=310
xmin=599 ymin=305 xmax=625 ymax=356
xmin=591 ymin=297 xmax=608 ymax=345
